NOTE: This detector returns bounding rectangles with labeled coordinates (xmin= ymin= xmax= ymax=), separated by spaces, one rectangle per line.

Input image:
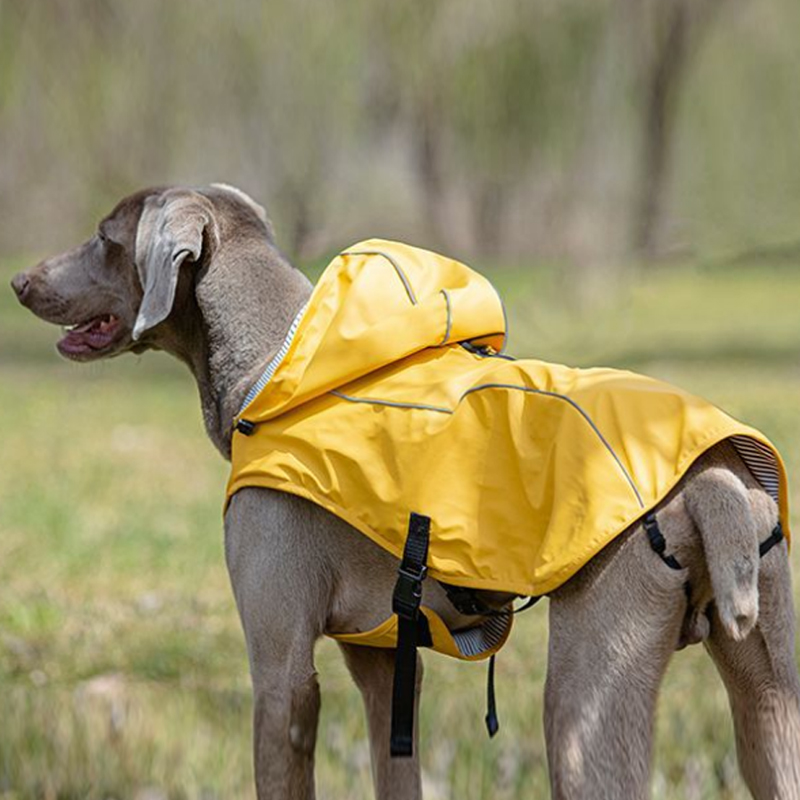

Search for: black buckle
xmin=643 ymin=513 xmax=666 ymax=554
xmin=236 ymin=419 xmax=256 ymax=436
xmin=392 ymin=564 xmax=427 ymax=620
xmin=442 ymin=583 xmax=491 ymax=616
xmin=461 ymin=341 xmax=493 ymax=357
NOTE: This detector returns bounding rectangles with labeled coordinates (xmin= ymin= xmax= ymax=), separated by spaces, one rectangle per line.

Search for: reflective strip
xmin=438 ymin=289 xmax=452 ymax=346
xmin=329 ymin=381 xmax=644 ymax=508
xmin=730 ymin=435 xmax=781 ymax=502
xmin=329 ymin=390 xmax=453 ymax=415
xmin=459 ymin=383 xmax=645 ymax=508
xmin=239 ymin=304 xmax=308 ymax=414
xmin=342 ymin=250 xmax=418 ymax=305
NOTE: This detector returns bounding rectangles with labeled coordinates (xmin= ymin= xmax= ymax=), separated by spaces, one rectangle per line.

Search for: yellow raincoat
xmin=227 ymin=239 xmax=789 ymax=660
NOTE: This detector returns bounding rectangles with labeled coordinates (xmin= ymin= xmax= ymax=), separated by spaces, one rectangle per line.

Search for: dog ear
xmin=132 ymin=190 xmax=219 ymax=340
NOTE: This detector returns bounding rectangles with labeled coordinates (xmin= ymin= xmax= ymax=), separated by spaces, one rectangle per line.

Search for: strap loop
xmin=759 ymin=521 xmax=784 ymax=558
xmin=643 ymin=512 xmax=683 ymax=570
xmin=485 ymin=654 xmax=499 ymax=738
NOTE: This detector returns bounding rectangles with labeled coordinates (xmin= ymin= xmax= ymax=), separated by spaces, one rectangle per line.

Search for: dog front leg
xmin=225 ymin=491 xmax=327 ymax=800
xmin=250 ymin=657 xmax=321 ymax=800
xmin=339 ymin=642 xmax=423 ymax=800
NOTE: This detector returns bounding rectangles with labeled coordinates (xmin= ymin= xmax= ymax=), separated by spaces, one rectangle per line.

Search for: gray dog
xmin=12 ymin=185 xmax=800 ymax=799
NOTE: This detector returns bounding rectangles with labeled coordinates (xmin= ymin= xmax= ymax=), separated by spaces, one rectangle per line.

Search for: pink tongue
xmin=59 ymin=315 xmax=119 ymax=353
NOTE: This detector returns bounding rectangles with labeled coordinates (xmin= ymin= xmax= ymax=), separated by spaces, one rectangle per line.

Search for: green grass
xmin=1 ymin=257 xmax=799 ymax=799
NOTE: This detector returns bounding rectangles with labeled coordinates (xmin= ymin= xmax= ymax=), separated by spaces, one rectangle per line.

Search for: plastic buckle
xmin=236 ymin=419 xmax=256 ymax=436
xmin=392 ymin=565 xmax=427 ymax=620
xmin=643 ymin=514 xmax=666 ymax=554
xmin=446 ymin=586 xmax=486 ymax=616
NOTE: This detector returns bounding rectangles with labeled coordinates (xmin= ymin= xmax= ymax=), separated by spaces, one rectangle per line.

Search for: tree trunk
xmin=634 ymin=0 xmax=690 ymax=259
xmin=633 ymin=0 xmax=725 ymax=261
xmin=412 ymin=94 xmax=449 ymax=250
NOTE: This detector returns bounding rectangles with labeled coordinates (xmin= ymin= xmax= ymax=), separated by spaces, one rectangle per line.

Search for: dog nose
xmin=11 ymin=272 xmax=31 ymax=302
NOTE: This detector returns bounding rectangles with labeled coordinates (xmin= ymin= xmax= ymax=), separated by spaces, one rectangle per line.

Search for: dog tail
xmin=684 ymin=467 xmax=778 ymax=641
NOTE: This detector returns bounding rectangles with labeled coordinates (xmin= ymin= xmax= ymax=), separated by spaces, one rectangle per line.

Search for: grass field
xmin=1 ymin=254 xmax=799 ymax=799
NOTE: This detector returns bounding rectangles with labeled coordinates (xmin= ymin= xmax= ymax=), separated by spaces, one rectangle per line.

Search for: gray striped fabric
xmin=730 ymin=435 xmax=781 ymax=502
xmin=451 ymin=612 xmax=512 ymax=658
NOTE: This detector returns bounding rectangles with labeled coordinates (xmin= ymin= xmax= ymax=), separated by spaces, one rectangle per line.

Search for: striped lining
xmin=451 ymin=612 xmax=512 ymax=658
xmin=239 ymin=304 xmax=308 ymax=414
xmin=730 ymin=435 xmax=781 ymax=502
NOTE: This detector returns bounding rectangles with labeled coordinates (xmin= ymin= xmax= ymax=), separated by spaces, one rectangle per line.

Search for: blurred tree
xmin=0 ymin=0 xmax=798 ymax=269
xmin=362 ymin=0 xmax=450 ymax=248
xmin=444 ymin=0 xmax=606 ymax=254
xmin=632 ymin=0 xmax=725 ymax=259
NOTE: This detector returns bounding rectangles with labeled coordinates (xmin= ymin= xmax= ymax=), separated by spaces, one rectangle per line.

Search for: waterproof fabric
xmin=227 ymin=239 xmax=790 ymax=658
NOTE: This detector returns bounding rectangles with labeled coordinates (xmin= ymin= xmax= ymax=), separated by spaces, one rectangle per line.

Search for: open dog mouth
xmin=57 ymin=314 xmax=121 ymax=357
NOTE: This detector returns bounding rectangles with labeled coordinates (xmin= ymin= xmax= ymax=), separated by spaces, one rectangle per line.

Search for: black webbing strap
xmin=645 ymin=513 xmax=786 ymax=569
xmin=485 ymin=654 xmax=499 ymax=738
xmin=439 ymin=582 xmax=501 ymax=616
xmin=440 ymin=582 xmax=542 ymax=618
xmin=759 ymin=521 xmax=784 ymax=558
xmin=390 ymin=512 xmax=431 ymax=758
xmin=643 ymin=512 xmax=683 ymax=570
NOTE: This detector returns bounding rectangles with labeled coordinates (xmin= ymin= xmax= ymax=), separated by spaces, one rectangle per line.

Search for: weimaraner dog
xmin=12 ymin=185 xmax=800 ymax=799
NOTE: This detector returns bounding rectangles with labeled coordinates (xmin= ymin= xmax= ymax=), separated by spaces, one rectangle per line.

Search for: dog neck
xmin=162 ymin=244 xmax=312 ymax=460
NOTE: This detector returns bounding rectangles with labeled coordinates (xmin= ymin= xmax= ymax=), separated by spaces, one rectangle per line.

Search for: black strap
xmin=759 ymin=521 xmax=784 ymax=558
xmin=643 ymin=512 xmax=683 ymax=570
xmin=460 ymin=341 xmax=494 ymax=357
xmin=510 ymin=595 xmax=541 ymax=614
xmin=485 ymin=654 xmax=499 ymax=738
xmin=440 ymin=582 xmax=542 ymax=618
xmin=645 ymin=513 xmax=785 ymax=569
xmin=390 ymin=512 xmax=431 ymax=758
xmin=439 ymin=582 xmax=500 ymax=616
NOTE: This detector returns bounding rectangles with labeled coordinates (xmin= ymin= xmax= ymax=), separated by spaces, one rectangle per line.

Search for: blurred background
xmin=1 ymin=1 xmax=799 ymax=798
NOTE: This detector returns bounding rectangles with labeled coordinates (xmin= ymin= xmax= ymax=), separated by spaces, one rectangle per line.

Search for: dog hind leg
xmin=339 ymin=642 xmax=423 ymax=800
xmin=545 ymin=530 xmax=688 ymax=799
xmin=705 ymin=539 xmax=800 ymax=800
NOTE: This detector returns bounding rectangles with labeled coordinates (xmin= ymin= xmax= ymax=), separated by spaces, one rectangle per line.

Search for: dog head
xmin=11 ymin=184 xmax=272 ymax=361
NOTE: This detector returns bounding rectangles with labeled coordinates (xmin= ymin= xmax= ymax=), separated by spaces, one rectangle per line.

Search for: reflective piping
xmin=494 ymin=285 xmax=509 ymax=354
xmin=330 ymin=380 xmax=643 ymax=507
xmin=460 ymin=383 xmax=644 ymax=507
xmin=239 ymin=304 xmax=308 ymax=415
xmin=329 ymin=390 xmax=453 ymax=415
xmin=438 ymin=289 xmax=452 ymax=346
xmin=343 ymin=250 xmax=418 ymax=305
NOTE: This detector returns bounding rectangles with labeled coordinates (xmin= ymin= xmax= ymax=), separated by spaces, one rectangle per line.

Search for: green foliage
xmin=445 ymin=0 xmax=607 ymax=177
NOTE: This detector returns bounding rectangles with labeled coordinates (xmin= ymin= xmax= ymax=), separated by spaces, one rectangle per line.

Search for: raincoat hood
xmin=236 ymin=238 xmax=506 ymax=423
